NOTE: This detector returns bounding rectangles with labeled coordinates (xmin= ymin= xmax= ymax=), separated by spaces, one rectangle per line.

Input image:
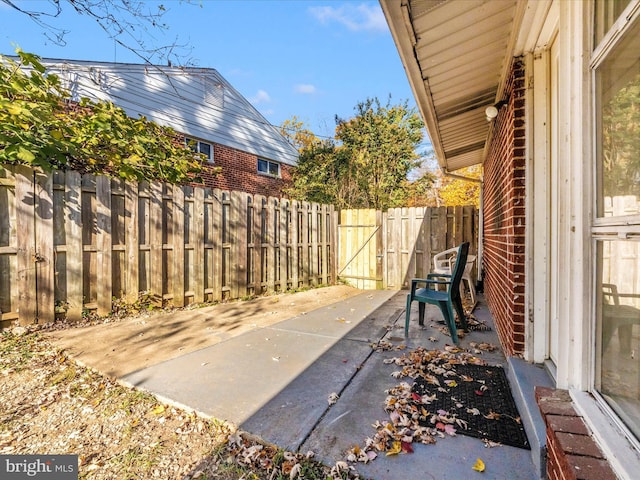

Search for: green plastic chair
xmin=405 ymin=242 xmax=469 ymax=344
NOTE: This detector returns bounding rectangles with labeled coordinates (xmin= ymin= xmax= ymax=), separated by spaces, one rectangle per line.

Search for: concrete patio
xmin=115 ymin=288 xmax=552 ymax=479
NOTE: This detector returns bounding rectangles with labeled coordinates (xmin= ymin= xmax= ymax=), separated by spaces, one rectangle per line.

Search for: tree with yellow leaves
xmin=436 ymin=165 xmax=481 ymax=208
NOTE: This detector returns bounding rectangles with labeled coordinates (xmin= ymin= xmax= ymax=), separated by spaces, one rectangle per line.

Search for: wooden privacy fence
xmin=0 ymin=166 xmax=335 ymax=327
xmin=338 ymin=206 xmax=478 ymax=290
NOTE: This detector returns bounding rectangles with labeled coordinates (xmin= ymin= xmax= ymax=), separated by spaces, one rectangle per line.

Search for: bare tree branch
xmin=1 ymin=0 xmax=196 ymax=65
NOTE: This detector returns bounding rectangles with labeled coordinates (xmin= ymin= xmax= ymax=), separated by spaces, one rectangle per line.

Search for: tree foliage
xmin=279 ymin=116 xmax=321 ymax=152
xmin=437 ymin=166 xmax=482 ymax=208
xmin=0 ymin=50 xmax=203 ymax=183
xmin=1 ymin=0 xmax=195 ymax=65
xmin=285 ymin=97 xmax=426 ymax=210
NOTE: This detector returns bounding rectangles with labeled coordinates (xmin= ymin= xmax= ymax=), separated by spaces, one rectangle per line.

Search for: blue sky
xmin=1 ymin=0 xmax=426 ymax=144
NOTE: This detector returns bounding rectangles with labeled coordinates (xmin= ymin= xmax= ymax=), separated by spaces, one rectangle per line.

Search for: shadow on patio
xmin=179 ymin=289 xmax=550 ymax=480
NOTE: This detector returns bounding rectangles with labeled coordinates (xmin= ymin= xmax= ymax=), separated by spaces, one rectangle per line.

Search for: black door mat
xmin=412 ymin=363 xmax=530 ymax=449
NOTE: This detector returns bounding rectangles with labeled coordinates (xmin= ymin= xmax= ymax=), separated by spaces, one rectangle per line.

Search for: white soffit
xmin=381 ymin=0 xmax=523 ymax=172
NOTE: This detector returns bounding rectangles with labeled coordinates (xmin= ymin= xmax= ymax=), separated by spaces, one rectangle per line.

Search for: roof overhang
xmin=380 ymin=0 xmax=526 ymax=172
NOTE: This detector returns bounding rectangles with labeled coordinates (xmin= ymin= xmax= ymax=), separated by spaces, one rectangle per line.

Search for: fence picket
xmin=172 ymin=185 xmax=185 ymax=307
xmin=264 ymin=197 xmax=276 ymax=293
xmin=211 ymin=189 xmax=223 ymax=302
xmin=279 ymin=199 xmax=288 ymax=290
xmin=250 ymin=194 xmax=263 ymax=296
xmin=95 ymin=176 xmax=112 ymax=316
xmin=290 ymin=201 xmax=300 ymax=289
xmin=64 ymin=171 xmax=83 ymax=321
xmin=193 ymin=186 xmax=205 ymax=303
xmin=124 ymin=181 xmax=139 ymax=303
xmin=15 ymin=167 xmax=36 ymax=325
xmin=0 ymin=167 xmax=18 ymax=327
xmin=34 ymin=171 xmax=55 ymax=323
xmin=149 ymin=182 xmax=163 ymax=307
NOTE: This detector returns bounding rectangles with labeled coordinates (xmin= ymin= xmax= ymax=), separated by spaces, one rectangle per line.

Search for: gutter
xmin=442 ymin=170 xmax=483 ymax=184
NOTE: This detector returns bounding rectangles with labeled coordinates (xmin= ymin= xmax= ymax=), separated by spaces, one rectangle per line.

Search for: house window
xmin=257 ymin=159 xmax=280 ymax=177
xmin=593 ymin=1 xmax=640 ymax=441
xmin=185 ymin=137 xmax=214 ymax=163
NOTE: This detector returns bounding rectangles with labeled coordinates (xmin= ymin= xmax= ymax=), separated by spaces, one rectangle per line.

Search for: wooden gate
xmin=337 ymin=209 xmax=383 ymax=289
xmin=338 ymin=206 xmax=478 ymax=290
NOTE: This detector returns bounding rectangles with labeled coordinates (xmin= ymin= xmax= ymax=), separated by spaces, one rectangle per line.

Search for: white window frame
xmin=257 ymin=158 xmax=281 ymax=178
xmin=185 ymin=137 xmax=214 ymax=163
xmin=570 ymin=2 xmax=640 ymax=478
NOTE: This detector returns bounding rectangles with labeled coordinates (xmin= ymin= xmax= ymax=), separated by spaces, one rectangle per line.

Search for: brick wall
xmin=482 ymin=58 xmax=527 ymax=356
xmin=536 ymin=387 xmax=618 ymax=480
xmin=63 ymin=98 xmax=295 ymax=198
xmin=197 ymin=144 xmax=293 ymax=198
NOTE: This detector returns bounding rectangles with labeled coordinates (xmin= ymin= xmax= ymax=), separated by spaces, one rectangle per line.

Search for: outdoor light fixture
xmin=485 ymin=98 xmax=509 ymax=121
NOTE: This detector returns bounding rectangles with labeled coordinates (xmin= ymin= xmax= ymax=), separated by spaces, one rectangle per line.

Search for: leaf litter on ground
xmin=0 ymin=329 xmax=359 ymax=480
xmin=346 ymin=344 xmax=511 ymax=467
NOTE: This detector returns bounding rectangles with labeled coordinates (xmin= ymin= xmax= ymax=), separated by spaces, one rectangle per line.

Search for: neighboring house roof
xmin=35 ymin=58 xmax=299 ymax=166
xmin=381 ymin=0 xmax=529 ymax=172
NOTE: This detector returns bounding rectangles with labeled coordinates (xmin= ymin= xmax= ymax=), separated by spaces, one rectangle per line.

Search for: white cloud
xmin=294 ymin=83 xmax=317 ymax=94
xmin=250 ymin=89 xmax=271 ymax=104
xmin=309 ymin=3 xmax=387 ymax=32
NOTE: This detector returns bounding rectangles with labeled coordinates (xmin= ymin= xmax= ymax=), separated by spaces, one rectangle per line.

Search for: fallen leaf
xmin=444 ymin=424 xmax=456 ymax=436
xmin=151 ymin=405 xmax=165 ymax=415
xmin=483 ymin=440 xmax=502 ymax=448
xmin=472 ymin=458 xmax=485 ymax=472
xmin=401 ymin=441 xmax=414 ymax=453
xmin=386 ymin=441 xmax=402 ymax=456
xmin=484 ymin=411 xmax=501 ymax=420
xmin=289 ymin=463 xmax=302 ymax=479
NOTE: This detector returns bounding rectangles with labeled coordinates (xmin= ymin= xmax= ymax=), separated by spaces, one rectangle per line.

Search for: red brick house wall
xmin=482 ymin=58 xmax=527 ymax=356
xmin=63 ymin=99 xmax=295 ymax=198
xmin=198 ymin=144 xmax=293 ymax=198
